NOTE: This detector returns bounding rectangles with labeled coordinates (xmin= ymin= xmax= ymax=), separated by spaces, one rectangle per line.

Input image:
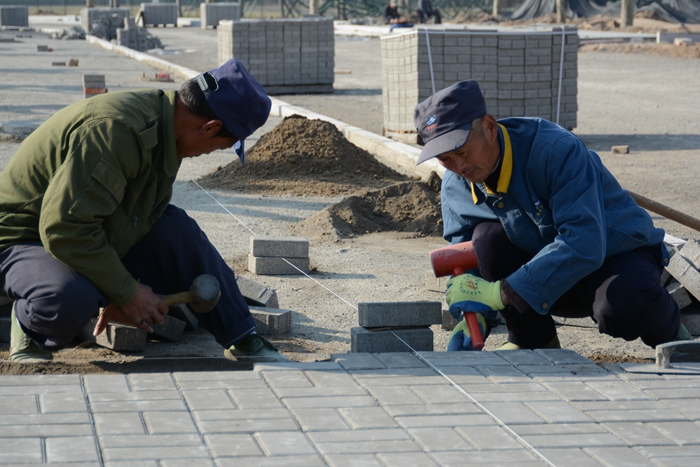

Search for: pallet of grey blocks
xmin=0 ymin=5 xmax=28 ymax=27
xmin=665 ymin=239 xmax=700 ymax=310
xmin=200 ymin=2 xmax=241 ymax=29
xmin=81 ymin=7 xmax=131 ymax=37
xmin=351 ymin=301 xmax=442 ymax=353
xmin=138 ymin=3 xmax=177 ymax=27
xmin=217 ymin=17 xmax=334 ymax=94
xmin=381 ymin=26 xmax=578 ymax=143
xmin=248 ymin=236 xmax=309 ymax=275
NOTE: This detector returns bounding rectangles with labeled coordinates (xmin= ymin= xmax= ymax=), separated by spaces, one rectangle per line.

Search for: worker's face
xmin=435 ymin=116 xmax=500 ymax=184
xmin=177 ymin=120 xmax=238 ymax=159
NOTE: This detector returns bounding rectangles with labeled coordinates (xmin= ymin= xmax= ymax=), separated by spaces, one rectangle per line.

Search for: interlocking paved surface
xmin=2 ymin=350 xmax=700 ymax=466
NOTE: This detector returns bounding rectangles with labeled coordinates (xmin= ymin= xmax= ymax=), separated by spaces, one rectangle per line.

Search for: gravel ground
xmin=1 ymin=23 xmax=699 ymax=367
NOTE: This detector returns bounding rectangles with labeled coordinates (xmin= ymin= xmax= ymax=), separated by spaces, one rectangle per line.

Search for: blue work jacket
xmin=441 ymin=117 xmax=667 ymax=314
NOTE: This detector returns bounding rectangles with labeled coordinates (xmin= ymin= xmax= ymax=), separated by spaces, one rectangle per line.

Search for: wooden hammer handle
xmin=628 ymin=191 xmax=700 ymax=233
xmin=160 ymin=291 xmax=191 ymax=307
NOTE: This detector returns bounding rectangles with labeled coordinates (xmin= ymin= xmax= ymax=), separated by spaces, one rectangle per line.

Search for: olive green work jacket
xmin=0 ymin=90 xmax=180 ymax=306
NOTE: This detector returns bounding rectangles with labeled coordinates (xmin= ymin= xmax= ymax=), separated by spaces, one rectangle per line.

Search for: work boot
xmin=498 ymin=335 xmax=561 ymax=350
xmin=224 ymin=333 xmax=289 ymax=362
xmin=10 ymin=305 xmax=53 ymax=363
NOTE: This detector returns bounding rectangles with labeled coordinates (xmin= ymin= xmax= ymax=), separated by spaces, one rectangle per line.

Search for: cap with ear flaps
xmin=196 ymin=59 xmax=271 ymax=165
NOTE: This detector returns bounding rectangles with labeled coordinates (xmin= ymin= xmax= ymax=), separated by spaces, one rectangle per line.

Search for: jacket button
xmin=664 ymin=258 xmax=669 ymax=264
xmin=496 ymin=201 xmax=505 ymax=209
xmin=542 ymin=303 xmax=549 ymax=311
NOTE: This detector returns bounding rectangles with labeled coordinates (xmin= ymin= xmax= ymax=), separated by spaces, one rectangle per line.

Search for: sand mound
xmin=292 ymin=176 xmax=443 ymax=241
xmin=196 ymin=115 xmax=411 ymax=197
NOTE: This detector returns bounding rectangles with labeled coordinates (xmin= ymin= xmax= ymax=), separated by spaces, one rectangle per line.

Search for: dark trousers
xmin=0 ymin=205 xmax=256 ymax=351
xmin=472 ymin=221 xmax=680 ymax=349
xmin=417 ymin=8 xmax=441 ymax=23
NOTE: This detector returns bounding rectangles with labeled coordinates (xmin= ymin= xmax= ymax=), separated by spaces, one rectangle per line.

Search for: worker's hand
xmin=447 ymin=314 xmax=488 ymax=351
xmin=94 ymin=283 xmax=168 ymax=335
xmin=445 ymin=274 xmax=504 ymax=320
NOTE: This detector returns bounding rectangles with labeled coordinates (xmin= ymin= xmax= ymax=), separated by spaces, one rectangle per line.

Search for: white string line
xmin=186 ymin=173 xmax=359 ymax=312
xmin=424 ymin=28 xmax=436 ymax=95
xmin=389 ymin=330 xmax=558 ymax=467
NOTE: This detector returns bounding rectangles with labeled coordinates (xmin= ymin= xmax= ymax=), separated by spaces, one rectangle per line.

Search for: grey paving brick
xmin=396 ymin=413 xmax=494 ymax=428
xmin=305 ymin=369 xmax=359 ymax=387
xmin=383 ymin=402 xmax=483 ymax=417
xmin=456 ymin=425 xmax=524 ymax=450
xmin=228 ymin=387 xmax=283 ymax=409
xmin=250 ymin=235 xmax=309 ymax=258
xmin=196 ymin=417 xmax=298 ymax=434
xmin=314 ymin=438 xmax=423 ymax=456
xmin=421 ymin=351 xmax=511 ymax=367
xmin=659 ymin=398 xmax=700 ymax=420
xmin=337 ymin=407 xmax=397 ymax=429
xmin=495 ymin=349 xmax=553 ymax=366
xmin=168 ymin=304 xmax=199 ymax=331
xmin=45 ymin=436 xmax=98 ymax=463
xmin=283 ymin=395 xmax=376 ymax=409
xmin=539 ymin=448 xmax=611 ymax=467
xmin=173 ymin=371 xmax=263 ymax=382
xmin=408 ymin=427 xmax=475 ymax=452
xmin=235 ymin=274 xmax=279 ymax=308
xmin=364 ymin=385 xmax=423 ymax=406
xmin=84 ymin=374 xmax=130 ymax=393
xmin=351 ymin=327 xmax=433 ymax=353
xmin=332 ymin=353 xmax=386 ymax=370
xmin=410 ymin=384 xmax=471 ymax=404
xmin=525 ymin=400 xmax=593 ymax=423
xmin=0 ymin=374 xmax=81 ymax=387
xmin=602 ymin=422 xmax=677 ymax=446
xmin=432 ymin=450 xmax=541 ymax=465
xmin=0 ymin=423 xmax=93 ymax=437
xmin=261 ymin=370 xmax=313 ymax=388
xmin=585 ymin=408 xmax=688 ymax=423
xmin=357 ymin=301 xmax=441 ymax=327
xmin=371 ymin=353 xmax=426 ymax=369
xmin=584 ymin=446 xmax=659 ymax=466
xmin=177 ymin=378 xmax=267 ymax=390
xmin=273 ymin=385 xmax=367 ymax=398
xmin=192 ymin=408 xmax=290 ymax=422
xmin=519 ymin=364 xmax=608 ymax=377
xmin=573 ymin=400 xmax=671 ymax=411
xmin=480 ymin=401 xmax=545 ymax=424
xmin=0 ymin=412 xmax=89 ymax=426
xmin=629 ymin=376 xmax=700 ymax=390
xmin=102 ymin=445 xmax=210 ymax=462
xmin=543 ymin=381 xmax=612 ymax=401
xmin=375 ymin=452 xmax=439 ymax=466
xmin=81 ymin=319 xmax=147 ymax=351
xmin=40 ymin=392 xmax=87 ymax=413
xmin=290 ymin=407 xmax=350 ymax=431
xmin=249 ymin=306 xmax=292 ymax=335
xmin=143 ymin=411 xmax=198 ymax=434
xmin=651 ymin=421 xmax=700 ymax=445
xmin=215 ymin=455 xmax=326 ymax=467
xmin=161 ymin=459 xmax=215 ymax=467
xmin=325 ymin=454 xmax=384 ymax=467
xmin=637 ymin=445 xmax=700 ymax=458
xmin=255 ymin=361 xmax=342 ymax=371
xmin=474 ymin=365 xmax=530 ymax=381
xmin=204 ymin=433 xmax=261 ymax=457
xmin=308 ymin=428 xmax=410 ymax=444
xmin=535 ymin=348 xmax=595 ymax=365
xmin=255 ymin=431 xmax=316 ymax=456
xmin=0 ymin=437 xmax=42 ymax=464
xmin=90 ymin=399 xmax=188 ymax=413
xmin=129 ymin=374 xmax=178 ymax=391
xmin=89 ymin=390 xmax=181 ymax=403
xmin=584 ymin=380 xmax=656 ymax=400
xmin=645 ymin=387 xmax=700 ymax=399
xmin=94 ymin=412 xmax=146 ymax=435
xmin=520 ymin=431 xmax=626 ymax=448
xmin=513 ymin=422 xmax=609 ymax=436
xmin=149 ymin=314 xmax=186 ymax=341
xmin=0 ymin=383 xmax=82 ymax=396
xmin=100 ymin=434 xmax=203 ymax=449
xmin=182 ymin=390 xmax=235 ymax=411
xmin=249 ymin=255 xmax=309 ymax=275
xmin=0 ymin=394 xmax=38 ymax=414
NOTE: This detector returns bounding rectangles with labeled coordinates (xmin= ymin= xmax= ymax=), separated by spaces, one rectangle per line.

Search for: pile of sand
xmin=196 ymin=115 xmax=444 ymax=240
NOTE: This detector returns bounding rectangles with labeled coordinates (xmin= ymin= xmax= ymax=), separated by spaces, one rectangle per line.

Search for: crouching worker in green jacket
xmin=0 ymin=59 xmax=288 ymax=362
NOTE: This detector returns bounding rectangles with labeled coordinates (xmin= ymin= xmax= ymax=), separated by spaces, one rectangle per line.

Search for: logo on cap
xmin=426 ymin=114 xmax=438 ymax=131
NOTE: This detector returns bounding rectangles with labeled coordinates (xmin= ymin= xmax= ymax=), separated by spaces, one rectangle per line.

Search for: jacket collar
xmin=471 ymin=123 xmax=513 ymax=204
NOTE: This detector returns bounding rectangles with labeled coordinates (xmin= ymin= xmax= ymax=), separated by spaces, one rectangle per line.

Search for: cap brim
xmin=234 ymin=140 xmax=245 ymax=165
xmin=416 ymin=122 xmax=472 ymax=165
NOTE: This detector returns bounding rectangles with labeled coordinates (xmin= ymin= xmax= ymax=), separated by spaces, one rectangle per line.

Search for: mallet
xmin=160 ymin=274 xmax=221 ymax=314
xmin=429 ymin=242 xmax=485 ymax=350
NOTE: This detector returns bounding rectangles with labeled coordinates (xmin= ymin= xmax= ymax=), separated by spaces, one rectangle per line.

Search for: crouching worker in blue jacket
xmin=414 ymin=80 xmax=692 ymax=351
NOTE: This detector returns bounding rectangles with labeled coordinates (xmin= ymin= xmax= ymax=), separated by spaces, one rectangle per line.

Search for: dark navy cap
xmin=414 ymin=80 xmax=487 ymax=165
xmin=197 ymin=59 xmax=271 ymax=165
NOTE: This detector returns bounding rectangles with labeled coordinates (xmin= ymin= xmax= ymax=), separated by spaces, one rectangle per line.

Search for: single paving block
xmin=248 ymin=255 xmax=309 ymax=275
xmin=249 ymin=306 xmax=292 ymax=335
xmin=167 ymin=304 xmax=199 ymax=331
xmin=235 ymin=274 xmax=279 ymax=308
xmin=424 ymin=270 xmax=448 ymax=293
xmin=250 ymin=236 xmax=309 ymax=258
xmin=149 ymin=314 xmax=186 ymax=341
xmin=442 ymin=309 xmax=459 ymax=331
xmin=667 ymin=281 xmax=692 ymax=310
xmin=358 ymin=301 xmax=441 ymax=328
xmin=681 ymin=311 xmax=700 ymax=336
xmin=0 ymin=316 xmax=10 ymax=343
xmin=667 ymin=254 xmax=700 ymax=302
xmin=80 ymin=318 xmax=147 ymax=352
xmin=350 ymin=326 xmax=433 ymax=353
xmin=679 ymin=238 xmax=700 ymax=270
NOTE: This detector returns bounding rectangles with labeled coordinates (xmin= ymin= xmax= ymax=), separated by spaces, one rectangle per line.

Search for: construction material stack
xmin=81 ymin=8 xmax=130 ymax=39
xmin=200 ymin=2 xmax=241 ymax=29
xmin=83 ymin=74 xmax=107 ymax=99
xmin=138 ymin=3 xmax=177 ymax=27
xmin=217 ymin=18 xmax=334 ymax=94
xmin=0 ymin=5 xmax=28 ymax=27
xmin=248 ymin=236 xmax=310 ymax=276
xmin=381 ymin=26 xmax=578 ymax=143
xmin=350 ymin=301 xmax=441 ymax=352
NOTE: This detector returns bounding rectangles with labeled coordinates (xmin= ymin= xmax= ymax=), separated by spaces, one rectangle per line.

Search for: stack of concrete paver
xmin=248 ymin=236 xmax=310 ymax=276
xmin=138 ymin=3 xmax=178 ymax=27
xmin=115 ymin=16 xmax=163 ymax=51
xmin=664 ymin=238 xmax=700 ymax=331
xmin=351 ymin=301 xmax=441 ymax=352
xmin=381 ymin=26 xmax=578 ymax=143
xmin=237 ymin=274 xmax=292 ymax=335
xmin=217 ymin=17 xmax=334 ymax=94
xmin=0 ymin=5 xmax=28 ymax=27
xmin=81 ymin=7 xmax=131 ymax=40
xmin=82 ymin=74 xmax=107 ymax=99
xmin=200 ymin=2 xmax=241 ymax=29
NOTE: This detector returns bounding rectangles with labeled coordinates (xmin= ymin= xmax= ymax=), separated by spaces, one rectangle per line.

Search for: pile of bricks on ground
xmin=663 ymin=238 xmax=700 ymax=333
xmin=200 ymin=2 xmax=241 ymax=29
xmin=136 ymin=3 xmax=177 ymax=27
xmin=0 ymin=5 xmax=28 ymax=27
xmin=116 ymin=16 xmax=163 ymax=52
xmin=351 ymin=301 xmax=441 ymax=353
xmin=81 ymin=7 xmax=131 ymax=41
xmin=381 ymin=26 xmax=578 ymax=144
xmin=249 ymin=236 xmax=310 ymax=276
xmin=217 ymin=17 xmax=334 ymax=94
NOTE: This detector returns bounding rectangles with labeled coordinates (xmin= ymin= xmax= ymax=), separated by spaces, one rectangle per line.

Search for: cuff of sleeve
xmin=502 ymin=279 xmax=530 ymax=314
xmin=110 ymin=277 xmax=140 ymax=307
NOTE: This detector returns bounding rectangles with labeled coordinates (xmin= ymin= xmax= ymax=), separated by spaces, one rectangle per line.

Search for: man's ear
xmin=201 ymin=119 xmax=224 ymax=136
xmin=482 ymin=114 xmax=498 ymax=141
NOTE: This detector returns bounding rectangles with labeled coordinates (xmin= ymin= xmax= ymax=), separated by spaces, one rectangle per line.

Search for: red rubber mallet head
xmin=430 ymin=241 xmax=478 ymax=278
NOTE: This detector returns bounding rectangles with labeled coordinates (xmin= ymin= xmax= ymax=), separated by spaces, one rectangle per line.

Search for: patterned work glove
xmin=445 ymin=274 xmax=504 ymax=320
xmin=447 ymin=314 xmax=488 ymax=351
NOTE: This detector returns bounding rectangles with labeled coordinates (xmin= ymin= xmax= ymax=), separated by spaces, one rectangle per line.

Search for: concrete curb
xmin=85 ymin=34 xmax=444 ymax=181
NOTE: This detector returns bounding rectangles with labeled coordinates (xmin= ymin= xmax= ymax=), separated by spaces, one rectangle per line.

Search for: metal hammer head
xmin=189 ymin=274 xmax=221 ymax=313
xmin=429 ymin=241 xmax=478 ymax=278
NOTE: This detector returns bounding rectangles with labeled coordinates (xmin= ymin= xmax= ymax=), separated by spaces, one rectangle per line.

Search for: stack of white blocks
xmin=217 ymin=17 xmax=334 ymax=94
xmin=116 ymin=17 xmax=147 ymax=51
xmin=139 ymin=3 xmax=177 ymax=27
xmin=0 ymin=5 xmax=28 ymax=27
xmin=381 ymin=26 xmax=578 ymax=143
xmin=200 ymin=2 xmax=241 ymax=29
xmin=81 ymin=8 xmax=130 ymax=37
xmin=249 ymin=236 xmax=310 ymax=275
